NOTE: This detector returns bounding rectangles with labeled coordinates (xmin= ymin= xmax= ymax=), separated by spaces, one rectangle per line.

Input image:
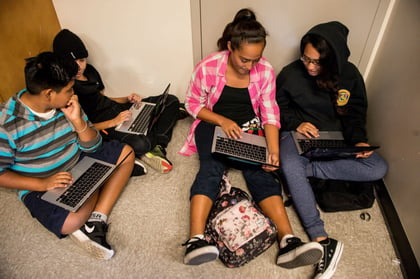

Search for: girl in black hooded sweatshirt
xmin=276 ymin=21 xmax=388 ymax=279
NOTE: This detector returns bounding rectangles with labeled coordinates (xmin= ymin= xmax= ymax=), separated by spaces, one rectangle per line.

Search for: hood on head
xmin=301 ymin=21 xmax=350 ymax=74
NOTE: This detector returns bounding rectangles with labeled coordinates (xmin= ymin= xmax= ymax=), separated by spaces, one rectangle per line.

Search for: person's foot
xmin=182 ymin=237 xmax=219 ymax=265
xmin=69 ymin=221 xmax=114 ymax=260
xmin=131 ymin=158 xmax=147 ymax=176
xmin=141 ymin=145 xmax=173 ymax=173
xmin=314 ymin=238 xmax=343 ymax=279
xmin=177 ymin=103 xmax=190 ymax=120
xmin=276 ymin=237 xmax=323 ymax=269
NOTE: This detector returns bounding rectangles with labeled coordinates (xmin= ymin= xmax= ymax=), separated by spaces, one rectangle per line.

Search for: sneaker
xmin=131 ymin=158 xmax=147 ymax=176
xmin=177 ymin=103 xmax=190 ymax=120
xmin=182 ymin=237 xmax=219 ymax=265
xmin=141 ymin=145 xmax=173 ymax=173
xmin=69 ymin=221 xmax=114 ymax=260
xmin=277 ymin=237 xmax=323 ymax=269
xmin=314 ymin=238 xmax=344 ymax=279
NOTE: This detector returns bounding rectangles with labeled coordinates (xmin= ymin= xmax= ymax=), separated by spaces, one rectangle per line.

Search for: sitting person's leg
xmin=280 ymin=131 xmax=344 ymax=276
xmin=243 ymin=166 xmax=323 ymax=269
xmin=308 ymin=152 xmax=388 ymax=181
xmin=183 ymin=121 xmax=225 ymax=265
xmin=139 ymin=94 xmax=180 ymax=173
xmin=280 ymin=131 xmax=327 ymax=240
xmin=68 ymin=141 xmax=134 ymax=260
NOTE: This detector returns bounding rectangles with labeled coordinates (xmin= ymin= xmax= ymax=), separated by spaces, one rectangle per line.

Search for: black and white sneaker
xmin=277 ymin=237 xmax=323 ymax=269
xmin=131 ymin=158 xmax=147 ymax=177
xmin=314 ymin=238 xmax=343 ymax=279
xmin=70 ymin=221 xmax=114 ymax=260
xmin=182 ymin=237 xmax=219 ymax=265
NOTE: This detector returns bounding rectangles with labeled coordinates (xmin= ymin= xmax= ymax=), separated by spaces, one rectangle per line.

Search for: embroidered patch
xmin=337 ymin=89 xmax=350 ymax=106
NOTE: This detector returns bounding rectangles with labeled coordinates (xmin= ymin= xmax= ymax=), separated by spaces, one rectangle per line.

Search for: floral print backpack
xmin=205 ymin=173 xmax=277 ymax=267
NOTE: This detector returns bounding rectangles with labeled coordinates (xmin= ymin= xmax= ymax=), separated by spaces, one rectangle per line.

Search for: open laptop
xmin=211 ymin=126 xmax=277 ymax=167
xmin=115 ymin=83 xmax=170 ymax=135
xmin=291 ymin=131 xmax=379 ymax=160
xmin=41 ymin=151 xmax=132 ymax=212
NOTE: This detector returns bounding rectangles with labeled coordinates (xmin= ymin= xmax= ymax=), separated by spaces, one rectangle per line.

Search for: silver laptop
xmin=291 ymin=131 xmax=379 ymax=160
xmin=211 ymin=126 xmax=277 ymax=167
xmin=41 ymin=152 xmax=130 ymax=212
xmin=115 ymin=83 xmax=170 ymax=135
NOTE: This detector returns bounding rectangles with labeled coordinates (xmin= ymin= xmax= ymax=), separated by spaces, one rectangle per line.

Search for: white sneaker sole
xmin=70 ymin=230 xmax=114 ymax=260
xmin=277 ymin=242 xmax=324 ymax=268
xmin=184 ymin=246 xmax=219 ymax=265
xmin=315 ymin=242 xmax=344 ymax=279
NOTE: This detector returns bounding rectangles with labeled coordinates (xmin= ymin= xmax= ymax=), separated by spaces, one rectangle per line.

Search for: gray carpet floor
xmin=0 ymin=118 xmax=403 ymax=279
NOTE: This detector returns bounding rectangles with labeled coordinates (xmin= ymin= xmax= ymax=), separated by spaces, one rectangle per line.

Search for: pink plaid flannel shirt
xmin=179 ymin=50 xmax=280 ymax=156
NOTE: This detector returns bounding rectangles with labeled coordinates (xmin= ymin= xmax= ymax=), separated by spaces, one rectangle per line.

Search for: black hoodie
xmin=276 ymin=21 xmax=368 ymax=145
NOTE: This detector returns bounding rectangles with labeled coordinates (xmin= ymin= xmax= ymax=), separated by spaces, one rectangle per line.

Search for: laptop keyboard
xmin=57 ymin=162 xmax=112 ymax=207
xmin=215 ymin=136 xmax=266 ymax=163
xmin=129 ymin=103 xmax=155 ymax=133
xmin=298 ymin=139 xmax=348 ymax=153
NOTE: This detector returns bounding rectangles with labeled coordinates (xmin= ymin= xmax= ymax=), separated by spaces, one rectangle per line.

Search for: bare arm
xmin=262 ymin=124 xmax=280 ymax=171
xmin=0 ymin=171 xmax=72 ymax=191
xmin=61 ymin=95 xmax=98 ymax=141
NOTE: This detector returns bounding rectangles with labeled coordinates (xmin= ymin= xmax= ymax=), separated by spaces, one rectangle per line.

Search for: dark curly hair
xmin=24 ymin=51 xmax=78 ymax=95
xmin=217 ymin=8 xmax=267 ymax=51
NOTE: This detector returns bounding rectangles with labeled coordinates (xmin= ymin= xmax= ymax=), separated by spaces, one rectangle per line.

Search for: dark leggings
xmin=189 ymin=121 xmax=282 ymax=204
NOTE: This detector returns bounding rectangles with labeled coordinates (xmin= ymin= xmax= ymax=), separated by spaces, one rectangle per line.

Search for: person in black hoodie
xmin=53 ymin=29 xmax=182 ymax=174
xmin=276 ymin=21 xmax=388 ymax=279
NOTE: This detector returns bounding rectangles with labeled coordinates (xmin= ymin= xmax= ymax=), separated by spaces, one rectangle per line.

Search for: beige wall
xmin=52 ymin=0 xmax=194 ymax=99
xmin=194 ymin=0 xmax=393 ymax=78
xmin=366 ymin=0 xmax=420 ymax=264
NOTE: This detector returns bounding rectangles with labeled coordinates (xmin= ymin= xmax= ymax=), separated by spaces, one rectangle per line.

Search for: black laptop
xmin=291 ymin=131 xmax=379 ymax=160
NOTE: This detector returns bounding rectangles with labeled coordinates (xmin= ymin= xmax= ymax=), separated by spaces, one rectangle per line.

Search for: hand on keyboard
xmin=296 ymin=122 xmax=319 ymax=138
xmin=42 ymin=171 xmax=73 ymax=191
xmin=220 ymin=120 xmax=242 ymax=140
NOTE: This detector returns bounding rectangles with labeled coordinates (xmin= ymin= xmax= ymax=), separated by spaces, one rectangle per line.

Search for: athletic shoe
xmin=69 ymin=221 xmax=114 ymax=260
xmin=314 ymin=238 xmax=344 ymax=279
xmin=141 ymin=145 xmax=173 ymax=173
xmin=131 ymin=158 xmax=147 ymax=177
xmin=277 ymin=237 xmax=323 ymax=269
xmin=177 ymin=103 xmax=190 ymax=119
xmin=182 ymin=237 xmax=219 ymax=265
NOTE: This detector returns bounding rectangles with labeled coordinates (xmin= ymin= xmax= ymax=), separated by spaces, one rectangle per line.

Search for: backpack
xmin=310 ymin=178 xmax=377 ymax=212
xmin=205 ymin=174 xmax=278 ymax=268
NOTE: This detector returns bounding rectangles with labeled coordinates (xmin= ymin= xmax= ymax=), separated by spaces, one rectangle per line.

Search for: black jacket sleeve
xmin=338 ymin=63 xmax=368 ymax=144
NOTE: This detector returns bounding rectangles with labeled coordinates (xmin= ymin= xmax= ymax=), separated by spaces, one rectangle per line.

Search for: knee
xmin=371 ymin=155 xmax=388 ymax=180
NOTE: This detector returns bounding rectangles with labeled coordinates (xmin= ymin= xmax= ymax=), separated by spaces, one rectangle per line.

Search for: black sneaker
xmin=131 ymin=158 xmax=147 ymax=177
xmin=182 ymin=237 xmax=219 ymax=265
xmin=177 ymin=103 xmax=190 ymax=120
xmin=70 ymin=221 xmax=114 ymax=260
xmin=314 ymin=238 xmax=344 ymax=279
xmin=277 ymin=237 xmax=323 ymax=269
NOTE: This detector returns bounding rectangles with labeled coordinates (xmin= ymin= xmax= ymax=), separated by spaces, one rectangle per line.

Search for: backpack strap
xmin=219 ymin=172 xmax=232 ymax=196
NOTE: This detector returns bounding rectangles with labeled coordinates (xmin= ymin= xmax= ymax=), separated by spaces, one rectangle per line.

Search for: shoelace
xmin=182 ymin=236 xmax=202 ymax=247
xmin=316 ymin=253 xmax=327 ymax=272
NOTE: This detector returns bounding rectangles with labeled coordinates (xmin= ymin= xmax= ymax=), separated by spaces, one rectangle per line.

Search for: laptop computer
xmin=291 ymin=131 xmax=379 ymax=160
xmin=41 ymin=151 xmax=132 ymax=212
xmin=115 ymin=83 xmax=170 ymax=135
xmin=211 ymin=126 xmax=278 ymax=167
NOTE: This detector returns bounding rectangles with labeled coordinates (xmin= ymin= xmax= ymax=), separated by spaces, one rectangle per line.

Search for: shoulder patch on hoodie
xmin=337 ymin=89 xmax=350 ymax=106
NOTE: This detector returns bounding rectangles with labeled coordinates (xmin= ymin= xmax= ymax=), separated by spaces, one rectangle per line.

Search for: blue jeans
xmin=280 ymin=131 xmax=388 ymax=240
xmin=190 ymin=122 xmax=282 ymax=204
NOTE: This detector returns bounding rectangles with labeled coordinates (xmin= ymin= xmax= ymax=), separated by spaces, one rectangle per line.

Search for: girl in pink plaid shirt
xmin=181 ymin=8 xmax=323 ymax=268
